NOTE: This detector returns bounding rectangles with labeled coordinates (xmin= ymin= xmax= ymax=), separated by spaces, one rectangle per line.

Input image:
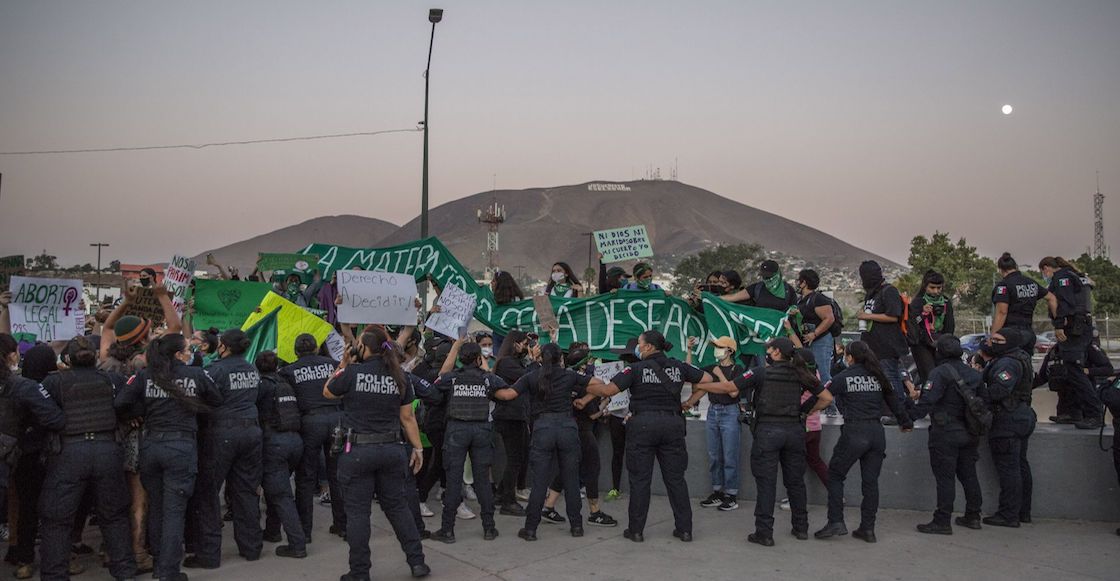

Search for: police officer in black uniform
xmin=814 ymin=341 xmax=912 ymax=543
xmin=1039 ymin=256 xmax=1101 ymax=429
xmin=115 ymin=333 xmax=223 ymax=581
xmin=0 ymin=334 xmax=66 ymax=576
xmin=278 ymin=333 xmax=346 ymax=540
xmin=184 ymin=329 xmax=263 ymax=569
xmin=907 ymin=335 xmax=985 ymax=534
xmin=977 ymin=328 xmax=1036 ymax=527
xmin=324 ymin=326 xmax=429 ymax=580
xmin=991 ymin=253 xmax=1056 ymax=355
xmin=701 ymin=337 xmax=832 ymax=546
xmin=429 ymin=339 xmax=506 ymax=543
xmin=590 ymin=331 xmax=723 ymax=543
xmin=255 ymin=351 xmax=307 ymax=558
xmin=493 ymin=342 xmax=597 ymax=540
xmin=39 ymin=337 xmax=138 ymax=580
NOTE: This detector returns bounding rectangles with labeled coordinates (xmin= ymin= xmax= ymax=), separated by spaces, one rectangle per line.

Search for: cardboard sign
xmin=164 ymin=255 xmax=195 ymax=316
xmin=533 ymin=295 xmax=558 ymax=332
xmin=124 ymin=287 xmax=166 ymax=325
xmin=8 ymin=276 xmax=84 ymax=342
xmin=258 ymin=253 xmax=318 ymax=282
xmin=336 ymin=270 xmax=418 ymax=325
xmin=0 ymin=255 xmax=24 ymax=290
xmin=425 ymin=283 xmax=476 ymax=339
xmin=594 ymin=361 xmax=630 ymax=412
xmin=594 ymin=225 xmax=653 ymax=263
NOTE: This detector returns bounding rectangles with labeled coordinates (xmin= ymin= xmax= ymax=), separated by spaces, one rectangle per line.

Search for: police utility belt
xmin=1055 ymin=313 xmax=1092 ymax=335
xmin=60 ymin=431 xmax=117 ymax=444
xmin=348 ymin=431 xmax=400 ymax=445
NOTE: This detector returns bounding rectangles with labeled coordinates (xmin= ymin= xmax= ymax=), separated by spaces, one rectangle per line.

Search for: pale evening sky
xmin=1 ymin=0 xmax=1118 ymax=268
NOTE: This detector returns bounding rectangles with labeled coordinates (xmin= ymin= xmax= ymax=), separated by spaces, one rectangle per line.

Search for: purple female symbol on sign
xmin=62 ymin=286 xmax=79 ymax=316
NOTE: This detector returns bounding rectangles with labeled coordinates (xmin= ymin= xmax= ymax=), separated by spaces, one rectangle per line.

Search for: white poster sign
xmin=336 ymin=270 xmax=418 ymax=325
xmin=425 ymin=283 xmax=476 ymax=339
xmin=164 ymin=255 xmax=195 ymax=316
xmin=8 ymin=276 xmax=85 ymax=342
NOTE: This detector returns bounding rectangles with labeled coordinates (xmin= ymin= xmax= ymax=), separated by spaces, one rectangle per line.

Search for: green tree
xmin=670 ymin=243 xmax=764 ymax=295
xmin=1073 ymin=253 xmax=1120 ymax=315
xmin=894 ymin=232 xmax=996 ymax=313
xmin=26 ymin=251 xmax=59 ymax=272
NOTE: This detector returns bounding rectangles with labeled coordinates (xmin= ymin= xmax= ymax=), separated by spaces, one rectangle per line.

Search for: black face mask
xmin=764 ymin=355 xmax=775 ymax=365
xmin=140 ymin=278 xmax=153 ymax=288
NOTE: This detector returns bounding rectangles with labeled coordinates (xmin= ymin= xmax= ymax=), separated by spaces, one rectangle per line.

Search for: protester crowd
xmin=0 ymin=248 xmax=1116 ymax=581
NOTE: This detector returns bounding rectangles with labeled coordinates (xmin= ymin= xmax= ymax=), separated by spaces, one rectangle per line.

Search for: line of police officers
xmin=0 ymin=250 xmax=1113 ymax=581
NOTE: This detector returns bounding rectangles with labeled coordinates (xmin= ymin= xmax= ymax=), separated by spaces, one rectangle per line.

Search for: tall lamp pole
xmin=421 ymin=8 xmax=443 ymax=241
xmin=90 ymin=243 xmax=109 ymax=304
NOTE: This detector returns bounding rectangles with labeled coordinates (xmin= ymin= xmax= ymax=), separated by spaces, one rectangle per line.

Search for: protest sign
xmin=298 ymin=238 xmax=788 ymax=366
xmin=242 ymin=291 xmax=339 ymax=363
xmin=164 ymin=255 xmax=195 ymax=316
xmin=8 ymin=276 xmax=84 ymax=342
xmin=336 ymin=270 xmax=417 ymax=325
xmin=0 ymin=255 xmax=24 ymax=289
xmin=190 ymin=279 xmax=272 ymax=331
xmin=258 ymin=253 xmax=318 ymax=283
xmin=532 ymin=295 xmax=558 ymax=332
xmin=425 ymin=283 xmax=476 ymax=339
xmin=594 ymin=225 xmax=653 ymax=263
xmin=124 ymin=287 xmax=166 ymax=325
xmin=700 ymin=292 xmax=789 ymax=357
xmin=594 ymin=361 xmax=630 ymax=411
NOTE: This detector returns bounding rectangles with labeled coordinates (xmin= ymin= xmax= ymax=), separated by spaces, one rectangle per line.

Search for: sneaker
xmin=464 ymin=484 xmax=478 ymax=501
xmin=13 ymin=563 xmax=34 ymax=579
xmin=541 ymin=508 xmax=566 ymax=524
xmin=587 ymin=511 xmax=618 ymax=527
xmin=580 ymin=487 xmax=587 ymax=499
xmin=319 ymin=491 xmax=332 ymax=505
xmin=499 ymin=502 xmax=527 ymax=517
xmin=223 ymin=508 xmax=234 ymax=522
xmin=606 ymin=489 xmax=622 ymax=501
xmin=456 ymin=503 xmax=476 ymax=520
xmin=700 ymin=491 xmax=724 ymax=508
xmin=779 ymin=498 xmax=791 ymax=511
xmin=718 ymin=495 xmax=739 ymax=511
xmin=0 ymin=524 xmax=8 ymax=542
xmin=134 ymin=551 xmax=154 ymax=574
xmin=880 ymin=416 xmax=898 ymax=426
xmin=419 ymin=502 xmax=434 ymax=517
xmin=1074 ymin=418 xmax=1103 ymax=430
xmin=516 ymin=489 xmax=530 ymax=501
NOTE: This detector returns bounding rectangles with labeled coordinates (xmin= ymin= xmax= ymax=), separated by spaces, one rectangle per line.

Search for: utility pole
xmin=1093 ymin=171 xmax=1107 ymax=259
xmin=90 ymin=243 xmax=110 ymax=304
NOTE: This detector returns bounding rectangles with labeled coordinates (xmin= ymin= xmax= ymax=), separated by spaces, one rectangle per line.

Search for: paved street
xmin=6 ymin=493 xmax=1116 ymax=581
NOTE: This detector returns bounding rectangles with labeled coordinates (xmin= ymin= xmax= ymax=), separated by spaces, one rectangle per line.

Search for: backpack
xmin=815 ymin=292 xmax=844 ymax=337
xmin=945 ymin=365 xmax=992 ymax=436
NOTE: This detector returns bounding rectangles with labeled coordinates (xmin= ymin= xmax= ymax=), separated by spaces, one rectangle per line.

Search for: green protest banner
xmin=258 ymin=253 xmax=319 ymax=283
xmin=700 ymin=292 xmax=791 ymax=357
xmin=0 ymin=255 xmax=24 ymax=289
xmin=298 ymin=238 xmax=789 ymax=366
xmin=190 ymin=279 xmax=272 ymax=331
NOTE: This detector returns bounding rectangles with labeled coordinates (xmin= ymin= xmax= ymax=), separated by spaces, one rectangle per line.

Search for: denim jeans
xmin=879 ymin=358 xmax=907 ymax=411
xmin=706 ymin=403 xmax=741 ymax=495
xmin=809 ymin=334 xmax=834 ymax=385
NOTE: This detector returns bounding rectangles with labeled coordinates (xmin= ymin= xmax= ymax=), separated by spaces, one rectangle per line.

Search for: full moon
xmin=1002 ymin=104 xmax=1013 ymax=115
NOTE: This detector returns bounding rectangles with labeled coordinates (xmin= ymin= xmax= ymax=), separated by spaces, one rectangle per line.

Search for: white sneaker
xmin=779 ymin=498 xmax=791 ymax=511
xmin=464 ymin=484 xmax=478 ymax=501
xmin=456 ymin=502 xmax=477 ymax=520
xmin=516 ymin=489 xmax=530 ymax=501
xmin=580 ymin=487 xmax=587 ymax=499
xmin=419 ymin=502 xmax=434 ymax=517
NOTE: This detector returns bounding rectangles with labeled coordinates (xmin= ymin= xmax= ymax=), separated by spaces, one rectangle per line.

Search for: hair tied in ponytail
xmin=382 ymin=341 xmax=394 ymax=352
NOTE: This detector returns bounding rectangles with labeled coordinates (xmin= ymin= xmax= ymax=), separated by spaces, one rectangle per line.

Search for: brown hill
xmin=376 ymin=180 xmax=898 ymax=278
xmin=191 ymin=215 xmax=398 ymax=275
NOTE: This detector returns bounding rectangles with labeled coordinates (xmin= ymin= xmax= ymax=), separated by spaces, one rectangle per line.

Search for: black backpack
xmin=946 ymin=365 xmax=992 ymax=436
xmin=818 ymin=292 xmax=844 ymax=337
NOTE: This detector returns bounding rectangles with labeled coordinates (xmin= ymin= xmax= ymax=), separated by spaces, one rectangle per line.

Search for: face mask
xmin=765 ymin=355 xmax=774 ymax=365
xmin=1043 ymin=276 xmax=1052 ymax=285
xmin=551 ymin=272 xmax=566 ymax=283
xmin=637 ymin=278 xmax=652 ymax=290
xmin=139 ymin=278 xmax=152 ymax=288
xmin=633 ymin=346 xmax=643 ymax=360
xmin=713 ymin=348 xmax=729 ymax=360
xmin=481 ymin=347 xmax=493 ymax=358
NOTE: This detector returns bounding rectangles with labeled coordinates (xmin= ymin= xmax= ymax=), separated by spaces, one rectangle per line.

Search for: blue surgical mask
xmin=633 ymin=346 xmax=642 ymax=360
xmin=1043 ymin=276 xmax=1052 ymax=285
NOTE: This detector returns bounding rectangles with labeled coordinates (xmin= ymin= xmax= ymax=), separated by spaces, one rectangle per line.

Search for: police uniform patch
xmin=997 ymin=370 xmax=1012 ymax=382
xmin=742 ymin=370 xmax=754 ymax=379
xmin=996 ymin=286 xmax=1007 ymax=295
xmin=622 ymin=368 xmax=632 ymax=374
xmin=1059 ymin=278 xmax=1071 ymax=287
xmin=923 ymin=381 xmax=933 ymax=391
xmin=126 ymin=375 xmax=137 ymax=385
xmin=332 ymin=367 xmax=346 ymax=379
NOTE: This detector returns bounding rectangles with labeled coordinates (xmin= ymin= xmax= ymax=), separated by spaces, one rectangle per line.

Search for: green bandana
xmin=763 ymin=272 xmax=786 ymax=299
xmin=552 ymin=283 xmax=571 ymax=296
xmin=637 ymin=278 xmax=652 ymax=291
xmin=923 ymin=294 xmax=948 ymax=332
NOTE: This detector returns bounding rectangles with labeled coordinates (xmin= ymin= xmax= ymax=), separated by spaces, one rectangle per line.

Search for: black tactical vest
xmin=991 ymin=352 xmax=1034 ymax=409
xmin=755 ymin=364 xmax=805 ymax=421
xmin=270 ymin=379 xmax=302 ymax=433
xmin=447 ymin=367 xmax=492 ymax=422
xmin=59 ymin=372 xmax=118 ymax=436
xmin=0 ymin=380 xmax=19 ymax=437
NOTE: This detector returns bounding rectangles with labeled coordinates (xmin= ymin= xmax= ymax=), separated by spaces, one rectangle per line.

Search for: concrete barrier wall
xmin=595 ymin=419 xmax=1120 ymax=522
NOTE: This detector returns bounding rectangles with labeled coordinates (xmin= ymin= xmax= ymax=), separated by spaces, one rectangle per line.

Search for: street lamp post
xmin=421 ymin=8 xmax=443 ymax=241
xmin=90 ymin=243 xmax=109 ymax=304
